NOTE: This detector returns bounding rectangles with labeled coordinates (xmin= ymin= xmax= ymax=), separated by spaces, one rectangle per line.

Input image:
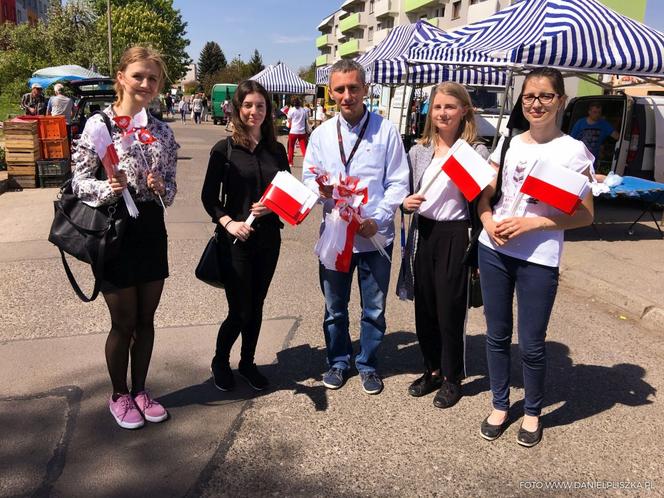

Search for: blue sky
xmin=173 ymin=0 xmax=664 ymax=71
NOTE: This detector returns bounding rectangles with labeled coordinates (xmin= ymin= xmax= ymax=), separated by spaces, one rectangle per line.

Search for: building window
xmin=369 ymin=0 xmax=374 ymax=14
xmin=452 ymin=1 xmax=461 ymax=20
xmin=368 ymin=26 xmax=374 ymax=42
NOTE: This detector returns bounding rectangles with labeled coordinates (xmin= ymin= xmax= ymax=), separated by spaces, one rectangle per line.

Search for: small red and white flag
xmin=440 ymin=140 xmax=496 ymax=201
xmin=519 ymin=161 xmax=590 ymax=215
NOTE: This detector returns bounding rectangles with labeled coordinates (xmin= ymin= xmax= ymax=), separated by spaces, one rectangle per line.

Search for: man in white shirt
xmin=46 ymin=83 xmax=73 ymax=123
xmin=286 ymin=97 xmax=309 ymax=166
xmin=302 ymin=60 xmax=409 ymax=395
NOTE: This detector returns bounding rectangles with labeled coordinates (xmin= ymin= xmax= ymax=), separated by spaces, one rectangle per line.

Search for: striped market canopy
xmin=408 ymin=0 xmax=664 ymax=77
xmin=316 ymin=20 xmax=506 ymax=87
xmin=251 ymin=62 xmax=315 ymax=94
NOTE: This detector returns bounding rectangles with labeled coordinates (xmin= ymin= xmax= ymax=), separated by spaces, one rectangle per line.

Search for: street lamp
xmin=107 ymin=0 xmax=113 ymax=75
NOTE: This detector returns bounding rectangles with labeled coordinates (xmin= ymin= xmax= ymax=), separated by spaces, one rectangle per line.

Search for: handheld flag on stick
xmin=519 ymin=161 xmax=590 ymax=215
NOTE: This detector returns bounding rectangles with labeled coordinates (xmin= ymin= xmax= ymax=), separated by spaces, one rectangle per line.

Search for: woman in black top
xmin=201 ymin=80 xmax=289 ymax=392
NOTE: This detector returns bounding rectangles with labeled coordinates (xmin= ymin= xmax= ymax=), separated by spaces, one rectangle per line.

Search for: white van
xmin=562 ymin=94 xmax=664 ymax=182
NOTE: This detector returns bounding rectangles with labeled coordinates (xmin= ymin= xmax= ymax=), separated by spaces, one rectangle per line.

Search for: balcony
xmin=373 ymin=27 xmax=391 ymax=46
xmin=316 ymin=54 xmax=332 ymax=67
xmin=404 ymin=0 xmax=439 ymax=13
xmin=339 ymin=12 xmax=364 ymax=33
xmin=316 ymin=34 xmax=332 ymax=48
xmin=339 ymin=39 xmax=362 ymax=58
xmin=468 ymin=0 xmax=500 ymax=24
xmin=375 ymin=0 xmax=398 ymax=18
xmin=341 ymin=0 xmax=363 ymax=8
xmin=428 ymin=16 xmax=445 ymax=29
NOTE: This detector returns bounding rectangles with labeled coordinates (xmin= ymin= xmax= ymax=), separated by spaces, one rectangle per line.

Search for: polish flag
xmin=520 ymin=161 xmax=590 ymax=215
xmin=440 ymin=140 xmax=497 ymax=201
xmin=260 ymin=171 xmax=319 ymax=225
xmin=85 ymin=119 xmax=120 ymax=179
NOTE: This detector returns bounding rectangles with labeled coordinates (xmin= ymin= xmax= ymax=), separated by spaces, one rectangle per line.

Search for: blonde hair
xmin=114 ymin=46 xmax=168 ymax=105
xmin=419 ymin=81 xmax=479 ymax=147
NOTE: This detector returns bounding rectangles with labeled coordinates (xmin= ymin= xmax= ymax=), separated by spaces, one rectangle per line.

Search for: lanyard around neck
xmin=337 ymin=111 xmax=370 ymax=173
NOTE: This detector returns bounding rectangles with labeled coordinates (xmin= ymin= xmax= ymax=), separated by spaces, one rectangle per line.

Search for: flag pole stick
xmin=136 ymin=144 xmax=167 ymax=215
xmin=416 ymin=139 xmax=463 ymax=197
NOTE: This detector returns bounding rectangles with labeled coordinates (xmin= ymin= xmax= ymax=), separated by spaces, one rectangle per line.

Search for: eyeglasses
xmin=522 ymin=93 xmax=558 ymax=106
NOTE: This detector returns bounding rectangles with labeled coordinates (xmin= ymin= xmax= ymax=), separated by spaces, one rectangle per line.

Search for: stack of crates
xmin=2 ymin=118 xmax=42 ymax=189
xmin=37 ymin=116 xmax=70 ymax=188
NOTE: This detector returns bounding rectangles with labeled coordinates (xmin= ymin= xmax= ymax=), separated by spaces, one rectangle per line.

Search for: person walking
xmin=286 ymin=97 xmax=309 ymax=167
xmin=201 ymin=80 xmax=290 ymax=392
xmin=71 ymin=46 xmax=178 ymax=429
xmin=178 ymin=98 xmax=189 ymax=124
xmin=201 ymin=94 xmax=209 ymax=122
xmin=476 ymin=68 xmax=594 ymax=447
xmin=223 ymin=100 xmax=234 ymax=132
xmin=192 ymin=93 xmax=203 ymax=124
xmin=399 ymin=82 xmax=489 ymax=409
xmin=302 ymin=60 xmax=409 ymax=395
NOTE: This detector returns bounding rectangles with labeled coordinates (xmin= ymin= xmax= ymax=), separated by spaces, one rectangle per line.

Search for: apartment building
xmin=2 ymin=0 xmax=50 ymax=25
xmin=315 ymin=0 xmax=513 ymax=67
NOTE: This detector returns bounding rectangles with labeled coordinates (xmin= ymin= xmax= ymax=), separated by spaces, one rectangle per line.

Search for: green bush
xmin=0 ymin=146 xmax=6 ymax=171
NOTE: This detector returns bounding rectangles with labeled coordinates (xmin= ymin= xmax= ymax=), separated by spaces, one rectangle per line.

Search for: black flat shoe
xmin=408 ymin=372 xmax=442 ymax=397
xmin=433 ymin=380 xmax=462 ymax=408
xmin=516 ymin=422 xmax=543 ymax=447
xmin=480 ymin=416 xmax=507 ymax=441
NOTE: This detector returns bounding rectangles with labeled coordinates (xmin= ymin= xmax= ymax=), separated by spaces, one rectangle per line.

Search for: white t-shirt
xmin=418 ymin=156 xmax=468 ymax=221
xmin=478 ymin=134 xmax=594 ymax=267
xmin=287 ymin=107 xmax=309 ymax=134
xmin=47 ymin=95 xmax=73 ymax=123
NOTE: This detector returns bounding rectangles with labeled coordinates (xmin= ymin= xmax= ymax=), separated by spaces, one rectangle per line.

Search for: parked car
xmin=69 ymin=78 xmax=116 ymax=138
xmin=562 ymin=94 xmax=664 ymax=182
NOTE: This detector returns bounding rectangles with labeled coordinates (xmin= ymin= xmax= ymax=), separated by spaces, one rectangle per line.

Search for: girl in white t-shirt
xmin=477 ymin=68 xmax=594 ymax=447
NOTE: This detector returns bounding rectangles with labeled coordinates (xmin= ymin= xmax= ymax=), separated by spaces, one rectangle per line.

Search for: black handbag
xmin=467 ymin=268 xmax=483 ymax=309
xmin=47 ymin=111 xmax=129 ymax=302
xmin=195 ymin=229 xmax=232 ymax=288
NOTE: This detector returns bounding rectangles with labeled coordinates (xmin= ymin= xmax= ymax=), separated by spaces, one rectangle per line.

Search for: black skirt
xmin=100 ymin=201 xmax=168 ymax=292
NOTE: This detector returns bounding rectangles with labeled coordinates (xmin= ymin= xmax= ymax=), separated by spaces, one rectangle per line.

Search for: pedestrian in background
xmin=476 ymin=67 xmax=594 ymax=447
xmin=71 ymin=45 xmax=179 ymax=430
xmin=201 ymin=94 xmax=209 ymax=122
xmin=192 ymin=93 xmax=203 ymax=124
xmin=286 ymin=96 xmax=309 ymax=166
xmin=179 ymin=98 xmax=189 ymax=123
xmin=46 ymin=83 xmax=73 ymax=123
xmin=302 ymin=60 xmax=409 ymax=395
xmin=21 ymin=83 xmax=47 ymax=115
xmin=201 ymin=80 xmax=290 ymax=392
xmin=399 ymin=82 xmax=489 ymax=409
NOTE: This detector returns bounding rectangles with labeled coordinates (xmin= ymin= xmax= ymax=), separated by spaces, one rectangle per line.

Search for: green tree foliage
xmin=299 ymin=62 xmax=316 ymax=84
xmin=246 ymin=49 xmax=264 ymax=77
xmin=200 ymin=56 xmax=253 ymax=93
xmin=198 ymin=41 xmax=227 ymax=82
xmin=92 ymin=0 xmax=191 ymax=86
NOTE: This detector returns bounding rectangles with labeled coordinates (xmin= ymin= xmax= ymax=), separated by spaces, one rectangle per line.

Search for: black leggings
xmin=214 ymin=230 xmax=280 ymax=367
xmin=103 ymin=280 xmax=164 ymax=396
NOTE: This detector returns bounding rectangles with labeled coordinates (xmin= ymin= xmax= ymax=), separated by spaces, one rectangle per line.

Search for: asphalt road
xmin=0 ymin=119 xmax=661 ymax=497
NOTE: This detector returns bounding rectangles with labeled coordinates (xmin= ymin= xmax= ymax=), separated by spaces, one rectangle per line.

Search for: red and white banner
xmin=259 ymin=171 xmax=318 ymax=225
xmin=519 ymin=161 xmax=590 ymax=215
xmin=440 ymin=139 xmax=496 ymax=201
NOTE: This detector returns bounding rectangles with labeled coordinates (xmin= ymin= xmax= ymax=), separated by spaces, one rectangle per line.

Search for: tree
xmin=90 ymin=0 xmax=192 ymax=85
xmin=299 ymin=62 xmax=316 ymax=84
xmin=246 ymin=49 xmax=264 ymax=77
xmin=198 ymin=41 xmax=226 ymax=82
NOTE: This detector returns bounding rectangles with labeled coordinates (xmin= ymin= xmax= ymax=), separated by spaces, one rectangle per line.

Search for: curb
xmin=561 ymin=268 xmax=664 ymax=333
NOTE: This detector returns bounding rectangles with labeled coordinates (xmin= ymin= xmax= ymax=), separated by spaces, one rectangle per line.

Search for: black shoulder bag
xmin=465 ymin=136 xmax=512 ymax=309
xmin=48 ymin=112 xmax=129 ymax=302
xmin=195 ymin=138 xmax=234 ymax=287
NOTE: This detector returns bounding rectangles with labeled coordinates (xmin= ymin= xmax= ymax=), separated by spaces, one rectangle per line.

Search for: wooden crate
xmin=5 ymin=147 xmax=41 ymax=163
xmin=8 ymin=174 xmax=37 ymax=189
xmin=7 ymin=164 xmax=37 ymax=176
xmin=4 ymin=135 xmax=40 ymax=150
xmin=2 ymin=119 xmax=39 ymax=134
xmin=38 ymin=116 xmax=67 ymax=140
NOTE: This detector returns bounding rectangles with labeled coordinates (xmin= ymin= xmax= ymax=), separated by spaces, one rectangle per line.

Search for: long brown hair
xmin=114 ymin=46 xmax=167 ymax=106
xmin=419 ymin=81 xmax=479 ymax=147
xmin=231 ymin=80 xmax=278 ymax=151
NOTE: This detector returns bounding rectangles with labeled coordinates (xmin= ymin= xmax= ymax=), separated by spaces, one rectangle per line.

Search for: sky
xmin=173 ymin=0 xmax=664 ymax=72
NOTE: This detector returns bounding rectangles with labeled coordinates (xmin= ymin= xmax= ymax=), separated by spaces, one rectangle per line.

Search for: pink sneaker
xmin=109 ymin=394 xmax=144 ymax=429
xmin=133 ymin=391 xmax=168 ymax=423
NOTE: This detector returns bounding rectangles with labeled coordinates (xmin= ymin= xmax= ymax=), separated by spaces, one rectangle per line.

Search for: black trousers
xmin=214 ymin=225 xmax=280 ymax=366
xmin=414 ymin=217 xmax=469 ymax=382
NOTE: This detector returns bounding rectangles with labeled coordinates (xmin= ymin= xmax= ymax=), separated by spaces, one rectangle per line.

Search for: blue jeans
xmin=319 ymin=245 xmax=393 ymax=373
xmin=478 ymin=244 xmax=559 ymax=416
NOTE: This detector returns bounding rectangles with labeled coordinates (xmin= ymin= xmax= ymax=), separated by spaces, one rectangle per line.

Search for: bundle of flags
xmin=85 ymin=117 xmax=139 ymax=218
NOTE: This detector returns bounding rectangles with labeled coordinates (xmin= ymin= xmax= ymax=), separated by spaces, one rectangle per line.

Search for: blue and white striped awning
xmin=408 ymin=0 xmax=664 ymax=77
xmin=251 ymin=62 xmax=315 ymax=94
xmin=316 ymin=20 xmax=506 ymax=87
